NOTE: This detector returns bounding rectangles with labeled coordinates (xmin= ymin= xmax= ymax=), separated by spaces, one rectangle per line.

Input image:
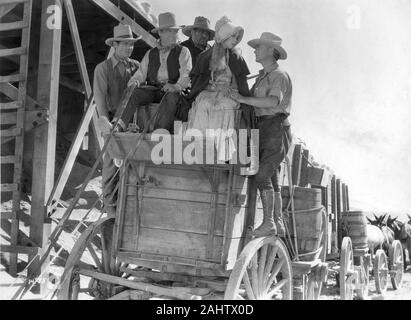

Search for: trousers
xmin=253 ymin=114 xmax=292 ymax=192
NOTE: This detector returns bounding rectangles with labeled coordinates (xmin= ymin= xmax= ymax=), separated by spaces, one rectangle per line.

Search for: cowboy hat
xmin=151 ymin=12 xmax=181 ymax=33
xmin=105 ymin=24 xmax=142 ymax=46
xmin=248 ymin=32 xmax=287 ymax=59
xmin=182 ymin=16 xmax=215 ymax=41
xmin=214 ymin=16 xmax=243 ymax=44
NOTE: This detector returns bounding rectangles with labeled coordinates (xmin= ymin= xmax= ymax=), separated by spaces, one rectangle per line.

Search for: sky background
xmin=144 ymin=0 xmax=411 ymax=216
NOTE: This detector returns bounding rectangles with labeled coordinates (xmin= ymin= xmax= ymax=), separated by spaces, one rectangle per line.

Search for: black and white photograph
xmin=1 ymin=0 xmax=410 ymax=302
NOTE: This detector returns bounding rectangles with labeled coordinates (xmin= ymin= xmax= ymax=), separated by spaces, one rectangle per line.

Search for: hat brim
xmin=105 ymin=37 xmax=141 ymax=46
xmin=247 ymin=39 xmax=287 ymax=59
xmin=182 ymin=25 xmax=215 ymax=40
xmin=151 ymin=26 xmax=182 ymax=33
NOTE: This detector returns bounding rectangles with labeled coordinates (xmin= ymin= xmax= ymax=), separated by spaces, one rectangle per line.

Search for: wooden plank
xmin=0 ymin=245 xmax=39 ymax=255
xmin=0 ymin=155 xmax=16 ymax=163
xmin=0 ymin=101 xmax=22 ymax=110
xmin=206 ymin=169 xmax=219 ymax=259
xmin=0 ymin=112 xmax=17 ymax=125
xmin=28 ymin=0 xmax=58 ymax=293
xmin=341 ymin=183 xmax=347 ymax=213
xmin=0 ymin=20 xmax=27 ymax=32
xmin=0 ymin=46 xmax=26 ymax=57
xmin=1 ymin=0 xmax=29 ymax=4
xmin=345 ymin=185 xmax=350 ymax=211
xmin=1 ymin=183 xmax=18 ymax=192
xmin=336 ymin=179 xmax=342 ymax=249
xmin=89 ymin=0 xmax=157 ymax=48
xmin=291 ymin=144 xmax=303 ymax=186
xmin=121 ymin=227 xmax=225 ymax=262
xmin=0 ymin=127 xmax=21 ymax=137
xmin=299 ymin=148 xmax=310 ymax=187
xmin=0 ymin=74 xmax=24 ymax=83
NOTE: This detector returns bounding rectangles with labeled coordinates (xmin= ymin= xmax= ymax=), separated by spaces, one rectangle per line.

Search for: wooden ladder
xmin=0 ymin=0 xmax=35 ymax=277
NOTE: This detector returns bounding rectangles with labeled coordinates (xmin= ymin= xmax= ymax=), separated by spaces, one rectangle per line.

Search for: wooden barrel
xmin=341 ymin=211 xmax=368 ymax=249
xmin=288 ymin=206 xmax=325 ymax=260
xmin=281 ymin=186 xmax=322 ymax=211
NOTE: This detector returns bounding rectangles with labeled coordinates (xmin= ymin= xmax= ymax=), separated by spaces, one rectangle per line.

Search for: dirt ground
xmin=1 ymin=161 xmax=411 ymax=300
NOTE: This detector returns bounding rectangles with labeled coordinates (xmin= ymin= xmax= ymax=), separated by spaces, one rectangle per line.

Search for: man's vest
xmin=146 ymin=45 xmax=182 ymax=86
xmin=106 ymin=58 xmax=139 ymax=115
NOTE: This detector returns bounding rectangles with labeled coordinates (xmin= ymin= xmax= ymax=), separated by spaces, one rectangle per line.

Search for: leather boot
xmin=252 ymin=189 xmax=277 ymax=237
xmin=274 ymin=191 xmax=286 ymax=237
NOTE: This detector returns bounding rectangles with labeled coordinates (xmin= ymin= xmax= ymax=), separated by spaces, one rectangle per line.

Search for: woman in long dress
xmin=185 ymin=16 xmax=251 ymax=162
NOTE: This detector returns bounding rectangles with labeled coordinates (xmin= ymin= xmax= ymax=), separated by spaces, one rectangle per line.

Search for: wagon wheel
xmin=374 ymin=249 xmax=388 ymax=294
xmin=305 ymin=274 xmax=322 ymax=300
xmin=339 ymin=237 xmax=355 ymax=300
xmin=224 ymin=236 xmax=293 ymax=300
xmin=389 ymin=240 xmax=404 ymax=289
xmin=355 ymin=256 xmax=369 ymax=300
xmin=57 ymin=216 xmax=126 ymax=300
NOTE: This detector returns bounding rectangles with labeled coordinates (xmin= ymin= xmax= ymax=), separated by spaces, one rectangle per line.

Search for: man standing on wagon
xmin=231 ymin=32 xmax=292 ymax=237
xmin=112 ymin=12 xmax=192 ymax=133
xmin=94 ymin=24 xmax=141 ymax=215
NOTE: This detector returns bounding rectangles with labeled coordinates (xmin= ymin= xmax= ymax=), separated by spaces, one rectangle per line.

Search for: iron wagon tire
xmin=224 ymin=236 xmax=293 ymax=300
xmin=389 ymin=240 xmax=404 ymax=289
xmin=57 ymin=216 xmax=124 ymax=300
xmin=339 ymin=237 xmax=355 ymax=300
xmin=374 ymin=249 xmax=388 ymax=295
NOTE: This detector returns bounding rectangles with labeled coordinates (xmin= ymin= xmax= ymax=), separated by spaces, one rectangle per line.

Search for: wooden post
xmin=336 ymin=178 xmax=342 ymax=250
xmin=29 ymin=0 xmax=62 ymax=294
xmin=291 ymin=144 xmax=302 ymax=186
xmin=341 ymin=182 xmax=347 ymax=213
xmin=330 ymin=175 xmax=338 ymax=253
xmin=345 ymin=185 xmax=350 ymax=211
xmin=299 ymin=148 xmax=309 ymax=187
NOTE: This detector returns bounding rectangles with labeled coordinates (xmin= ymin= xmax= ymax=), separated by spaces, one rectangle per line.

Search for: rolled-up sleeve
xmin=93 ymin=63 xmax=109 ymax=118
xmin=176 ymin=46 xmax=192 ymax=90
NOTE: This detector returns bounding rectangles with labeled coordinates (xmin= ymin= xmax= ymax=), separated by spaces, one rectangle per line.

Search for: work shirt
xmin=93 ymin=55 xmax=139 ymax=117
xmin=251 ymin=61 xmax=292 ymax=117
xmin=129 ymin=41 xmax=192 ymax=91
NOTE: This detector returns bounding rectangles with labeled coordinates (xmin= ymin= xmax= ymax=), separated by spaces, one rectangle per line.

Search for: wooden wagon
xmin=57 ymin=109 xmax=329 ymax=300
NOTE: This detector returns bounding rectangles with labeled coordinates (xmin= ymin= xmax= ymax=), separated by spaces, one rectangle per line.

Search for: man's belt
xmin=256 ymin=113 xmax=288 ymax=122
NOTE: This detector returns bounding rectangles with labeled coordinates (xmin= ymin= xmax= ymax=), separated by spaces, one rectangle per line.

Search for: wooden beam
xmin=89 ymin=0 xmax=156 ymax=48
xmin=299 ymin=148 xmax=309 ymax=187
xmin=336 ymin=178 xmax=342 ymax=249
xmin=62 ymin=0 xmax=103 ymax=150
xmin=28 ymin=0 xmax=61 ymax=294
xmin=291 ymin=144 xmax=303 ymax=186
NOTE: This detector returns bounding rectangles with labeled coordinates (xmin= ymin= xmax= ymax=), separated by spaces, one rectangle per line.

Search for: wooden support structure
xmin=336 ymin=179 xmax=342 ymax=249
xmin=291 ymin=144 xmax=303 ymax=186
xmin=28 ymin=0 xmax=61 ymax=293
xmin=299 ymin=148 xmax=310 ymax=187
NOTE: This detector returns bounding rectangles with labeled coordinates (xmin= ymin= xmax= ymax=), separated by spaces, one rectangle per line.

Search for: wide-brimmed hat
xmin=182 ymin=16 xmax=215 ymax=41
xmin=248 ymin=32 xmax=287 ymax=60
xmin=151 ymin=12 xmax=181 ymax=33
xmin=214 ymin=16 xmax=244 ymax=44
xmin=105 ymin=24 xmax=141 ymax=46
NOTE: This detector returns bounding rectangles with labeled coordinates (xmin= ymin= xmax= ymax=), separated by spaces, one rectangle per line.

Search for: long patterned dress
xmin=186 ymin=53 xmax=240 ymax=163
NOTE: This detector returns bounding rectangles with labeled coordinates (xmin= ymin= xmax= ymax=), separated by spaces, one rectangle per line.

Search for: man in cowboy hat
xmin=231 ymin=32 xmax=292 ymax=237
xmin=112 ymin=12 xmax=192 ymax=133
xmin=181 ymin=16 xmax=214 ymax=67
xmin=93 ymin=23 xmax=141 ymax=215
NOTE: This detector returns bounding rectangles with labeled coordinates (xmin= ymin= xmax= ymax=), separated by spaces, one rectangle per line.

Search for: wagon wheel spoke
xmin=257 ymin=244 xmax=268 ymax=294
xmin=242 ymin=270 xmax=256 ymax=300
xmin=86 ymin=243 xmax=103 ymax=272
xmin=250 ymin=254 xmax=259 ymax=296
xmin=266 ymin=278 xmax=289 ymax=299
xmin=265 ymin=259 xmax=284 ymax=289
xmin=235 ymin=293 xmax=245 ymax=300
xmin=263 ymin=246 xmax=278 ymax=287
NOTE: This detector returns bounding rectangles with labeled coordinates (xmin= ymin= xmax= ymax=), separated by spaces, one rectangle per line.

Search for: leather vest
xmin=146 ymin=45 xmax=182 ymax=86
